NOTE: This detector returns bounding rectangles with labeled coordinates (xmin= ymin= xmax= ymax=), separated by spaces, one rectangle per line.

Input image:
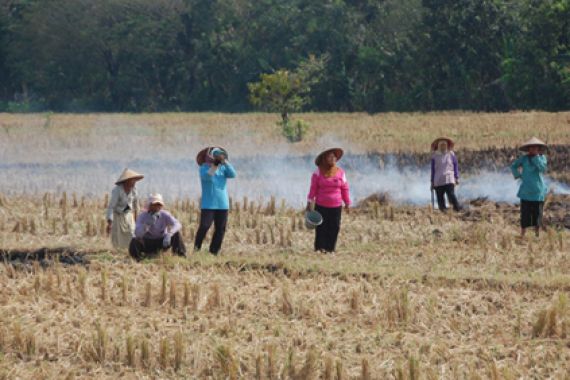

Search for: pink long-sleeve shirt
xmin=307 ymin=168 xmax=351 ymax=208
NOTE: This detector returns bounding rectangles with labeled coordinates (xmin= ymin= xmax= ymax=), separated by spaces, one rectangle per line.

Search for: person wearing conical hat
xmin=511 ymin=137 xmax=548 ymax=237
xmin=194 ymin=147 xmax=236 ymax=255
xmin=106 ymin=168 xmax=144 ymax=249
xmin=129 ymin=194 xmax=186 ymax=261
xmin=306 ymin=148 xmax=351 ymax=253
xmin=430 ymin=137 xmax=462 ymax=212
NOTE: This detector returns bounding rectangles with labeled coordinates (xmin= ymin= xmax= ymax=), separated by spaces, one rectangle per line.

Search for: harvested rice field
xmin=0 ymin=112 xmax=569 ymax=379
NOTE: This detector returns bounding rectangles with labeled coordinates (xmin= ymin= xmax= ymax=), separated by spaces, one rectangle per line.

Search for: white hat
xmin=519 ymin=137 xmax=547 ymax=152
xmin=147 ymin=193 xmax=164 ymax=206
xmin=115 ymin=168 xmax=144 ymax=185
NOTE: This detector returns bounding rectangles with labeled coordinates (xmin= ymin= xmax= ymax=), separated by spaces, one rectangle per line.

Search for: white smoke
xmin=1 ymin=155 xmax=568 ymax=207
xmin=0 ymin=126 xmax=568 ymax=206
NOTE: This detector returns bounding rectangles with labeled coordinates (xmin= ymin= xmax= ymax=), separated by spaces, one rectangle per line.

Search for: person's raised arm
xmin=201 ymin=164 xmax=214 ymax=181
xmin=530 ymin=155 xmax=547 ymax=173
xmin=223 ymin=161 xmax=237 ymax=178
xmin=510 ymin=156 xmax=523 ymax=179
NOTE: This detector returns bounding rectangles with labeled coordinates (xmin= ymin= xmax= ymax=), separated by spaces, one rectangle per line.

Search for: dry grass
xmin=0 ymin=112 xmax=569 ymax=378
xmin=0 ymin=192 xmax=569 ymax=378
xmin=0 ymin=112 xmax=569 ymax=164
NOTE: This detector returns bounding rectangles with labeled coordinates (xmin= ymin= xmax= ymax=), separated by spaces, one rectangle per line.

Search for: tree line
xmin=0 ymin=0 xmax=568 ymax=113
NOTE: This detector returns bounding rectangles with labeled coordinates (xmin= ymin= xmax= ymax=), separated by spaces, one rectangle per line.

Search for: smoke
xmin=0 ymin=125 xmax=568 ymax=207
xmin=1 ymin=153 xmax=568 ymax=207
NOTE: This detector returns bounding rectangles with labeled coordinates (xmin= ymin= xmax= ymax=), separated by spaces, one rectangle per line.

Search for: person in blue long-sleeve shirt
xmin=510 ymin=137 xmax=548 ymax=238
xmin=194 ymin=147 xmax=237 ymax=254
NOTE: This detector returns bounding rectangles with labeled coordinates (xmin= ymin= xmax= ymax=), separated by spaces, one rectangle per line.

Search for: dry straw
xmin=215 ymin=345 xmax=238 ymax=379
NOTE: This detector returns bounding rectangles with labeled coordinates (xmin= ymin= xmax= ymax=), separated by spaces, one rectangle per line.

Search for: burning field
xmin=0 ymin=112 xmax=569 ymax=379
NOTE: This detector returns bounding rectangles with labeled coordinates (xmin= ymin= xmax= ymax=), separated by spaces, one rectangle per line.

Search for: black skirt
xmin=520 ymin=200 xmax=544 ymax=228
xmin=314 ymin=205 xmax=342 ymax=252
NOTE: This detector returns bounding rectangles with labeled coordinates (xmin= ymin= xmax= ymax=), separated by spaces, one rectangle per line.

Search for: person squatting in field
xmin=194 ymin=147 xmax=237 ymax=255
xmin=106 ymin=168 xmax=143 ymax=249
xmin=307 ymin=148 xmax=351 ymax=253
xmin=430 ymin=137 xmax=462 ymax=212
xmin=129 ymin=194 xmax=186 ymax=260
xmin=511 ymin=137 xmax=549 ymax=238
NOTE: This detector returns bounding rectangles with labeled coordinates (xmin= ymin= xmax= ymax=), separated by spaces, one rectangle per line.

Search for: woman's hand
xmin=207 ymin=164 xmax=218 ymax=176
xmin=106 ymin=220 xmax=112 ymax=235
xmin=345 ymin=205 xmax=350 ymax=214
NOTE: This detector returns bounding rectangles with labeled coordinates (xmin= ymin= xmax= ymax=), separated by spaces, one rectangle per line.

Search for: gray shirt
xmin=106 ymin=185 xmax=140 ymax=221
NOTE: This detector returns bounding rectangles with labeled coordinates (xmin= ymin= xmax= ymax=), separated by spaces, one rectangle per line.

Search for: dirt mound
xmin=462 ymin=194 xmax=570 ymax=229
xmin=356 ymin=192 xmax=391 ymax=207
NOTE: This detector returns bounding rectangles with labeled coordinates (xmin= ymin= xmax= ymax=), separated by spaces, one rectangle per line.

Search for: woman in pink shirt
xmin=306 ymin=148 xmax=351 ymax=253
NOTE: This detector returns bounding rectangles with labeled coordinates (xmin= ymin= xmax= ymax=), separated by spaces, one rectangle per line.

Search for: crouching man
xmin=129 ymin=194 xmax=186 ymax=261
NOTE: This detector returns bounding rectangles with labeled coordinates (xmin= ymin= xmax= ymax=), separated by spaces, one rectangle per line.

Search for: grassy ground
xmin=0 ymin=112 xmax=569 ymax=379
xmin=0 ymin=193 xmax=568 ymax=379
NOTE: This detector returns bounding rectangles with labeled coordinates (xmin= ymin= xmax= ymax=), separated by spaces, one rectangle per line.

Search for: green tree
xmin=415 ymin=0 xmax=514 ymax=110
xmin=0 ymin=6 xmax=11 ymax=108
xmin=0 ymin=0 xmax=40 ymax=110
xmin=0 ymin=0 xmax=568 ymax=112
xmin=8 ymin=0 xmax=186 ymax=111
xmin=248 ymin=55 xmax=327 ymax=142
xmin=502 ymin=0 xmax=570 ymax=110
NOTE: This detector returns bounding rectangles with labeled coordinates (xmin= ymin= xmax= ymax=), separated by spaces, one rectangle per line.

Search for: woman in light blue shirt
xmin=194 ymin=147 xmax=236 ymax=254
xmin=510 ymin=137 xmax=548 ymax=237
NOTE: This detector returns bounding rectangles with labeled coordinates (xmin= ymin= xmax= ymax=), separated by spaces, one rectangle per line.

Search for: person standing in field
xmin=430 ymin=137 xmax=462 ymax=212
xmin=306 ymin=148 xmax=351 ymax=253
xmin=194 ymin=147 xmax=237 ymax=255
xmin=129 ymin=194 xmax=186 ymax=260
xmin=510 ymin=137 xmax=548 ymax=238
xmin=106 ymin=168 xmax=143 ymax=249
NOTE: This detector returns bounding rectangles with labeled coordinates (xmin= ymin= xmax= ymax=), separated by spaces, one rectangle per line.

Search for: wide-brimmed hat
xmin=519 ymin=137 xmax=547 ymax=152
xmin=115 ymin=168 xmax=144 ymax=185
xmin=315 ymin=148 xmax=344 ymax=166
xmin=196 ymin=146 xmax=229 ymax=165
xmin=147 ymin=193 xmax=164 ymax=206
xmin=431 ymin=137 xmax=455 ymax=151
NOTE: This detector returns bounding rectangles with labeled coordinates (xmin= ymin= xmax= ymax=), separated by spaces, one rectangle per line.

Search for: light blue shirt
xmin=199 ymin=162 xmax=237 ymax=210
xmin=510 ymin=154 xmax=548 ymax=202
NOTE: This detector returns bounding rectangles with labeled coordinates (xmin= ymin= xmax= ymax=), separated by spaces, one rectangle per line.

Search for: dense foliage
xmin=0 ymin=0 xmax=568 ymax=112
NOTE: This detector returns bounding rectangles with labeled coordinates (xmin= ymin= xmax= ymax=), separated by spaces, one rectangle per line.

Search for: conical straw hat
xmin=315 ymin=148 xmax=344 ymax=166
xmin=115 ymin=168 xmax=144 ymax=185
xmin=519 ymin=137 xmax=547 ymax=152
xmin=431 ymin=137 xmax=455 ymax=151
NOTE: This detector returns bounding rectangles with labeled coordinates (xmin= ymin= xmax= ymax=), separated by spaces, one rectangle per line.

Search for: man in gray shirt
xmin=129 ymin=194 xmax=186 ymax=261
